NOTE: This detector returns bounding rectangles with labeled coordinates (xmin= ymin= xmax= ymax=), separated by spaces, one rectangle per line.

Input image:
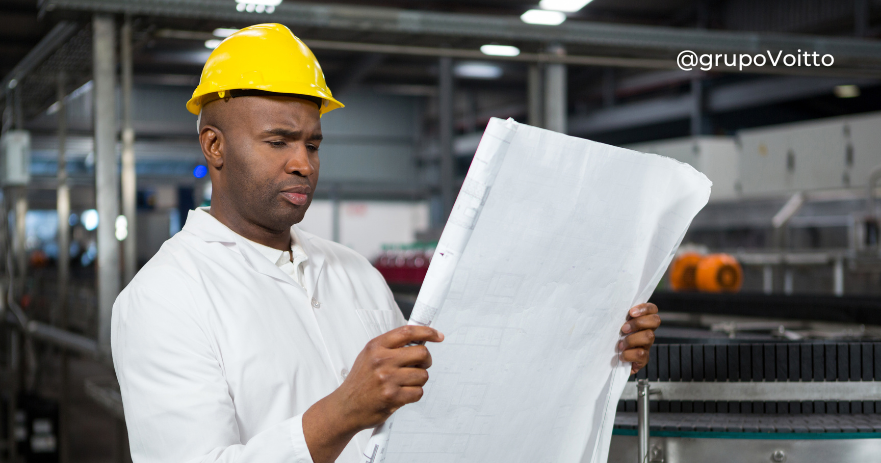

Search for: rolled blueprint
xmin=360 ymin=118 xmax=520 ymax=463
xmin=383 ymin=118 xmax=711 ymax=463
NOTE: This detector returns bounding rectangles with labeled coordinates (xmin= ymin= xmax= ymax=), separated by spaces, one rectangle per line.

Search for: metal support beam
xmin=438 ymin=56 xmax=454 ymax=219
xmin=569 ymin=76 xmax=879 ymax=136
xmin=833 ymin=257 xmax=845 ymax=296
xmin=544 ymin=45 xmax=567 ymax=134
xmin=527 ymin=64 xmax=543 ymax=128
xmin=93 ymin=14 xmax=119 ymax=359
xmin=42 ymin=0 xmax=881 ymax=68
xmin=14 ymin=188 xmax=27 ymax=285
xmin=636 ymin=380 xmax=650 ymax=463
xmin=784 ymin=269 xmax=794 ymax=294
xmin=855 ymin=0 xmax=869 ymax=37
xmin=690 ymin=78 xmax=709 ymax=136
xmin=602 ymin=68 xmax=616 ymax=108
xmin=762 ymin=265 xmax=773 ymax=294
xmin=121 ymin=16 xmax=137 ymax=286
xmin=334 ymin=53 xmax=386 ymax=96
xmin=56 ymin=70 xmax=71 ymax=463
xmin=0 ymin=21 xmax=79 ymax=98
xmin=331 ymin=183 xmax=340 ymax=243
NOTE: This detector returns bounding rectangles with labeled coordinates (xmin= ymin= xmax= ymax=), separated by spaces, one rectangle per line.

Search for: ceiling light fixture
xmin=213 ymin=28 xmax=239 ymax=37
xmin=205 ymin=39 xmax=222 ymax=49
xmin=834 ymin=85 xmax=860 ymax=98
xmin=480 ymin=44 xmax=521 ymax=57
xmin=539 ymin=0 xmax=594 ymax=13
xmin=454 ymin=62 xmax=504 ymax=80
xmin=521 ymin=9 xmax=567 ymax=26
xmin=235 ymin=0 xmax=281 ymax=13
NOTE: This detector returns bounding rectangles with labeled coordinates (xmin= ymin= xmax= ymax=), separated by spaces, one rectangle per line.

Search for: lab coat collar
xmin=291 ymin=225 xmax=326 ymax=299
xmin=182 ymin=208 xmax=326 ymax=298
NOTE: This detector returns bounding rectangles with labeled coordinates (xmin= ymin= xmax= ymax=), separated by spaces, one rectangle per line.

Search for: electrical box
xmin=0 ymin=130 xmax=31 ymax=186
xmin=625 ymin=136 xmax=741 ymax=202
xmin=738 ymin=111 xmax=881 ymax=197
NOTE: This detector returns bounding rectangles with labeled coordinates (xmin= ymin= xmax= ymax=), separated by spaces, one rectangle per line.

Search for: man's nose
xmin=284 ymin=144 xmax=314 ymax=177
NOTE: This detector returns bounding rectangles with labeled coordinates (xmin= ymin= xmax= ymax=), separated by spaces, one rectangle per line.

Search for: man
xmin=112 ymin=24 xmax=660 ymax=463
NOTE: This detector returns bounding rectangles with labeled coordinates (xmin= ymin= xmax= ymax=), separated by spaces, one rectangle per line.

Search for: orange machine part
xmin=695 ymin=253 xmax=743 ymax=293
xmin=669 ymin=252 xmax=703 ymax=291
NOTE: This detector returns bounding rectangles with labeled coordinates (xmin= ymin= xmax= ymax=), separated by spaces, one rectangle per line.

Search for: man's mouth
xmin=280 ymin=186 xmax=311 ymax=206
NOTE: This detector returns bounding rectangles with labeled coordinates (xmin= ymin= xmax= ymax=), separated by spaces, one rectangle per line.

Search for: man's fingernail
xmin=621 ymin=324 xmax=632 ymax=333
xmin=437 ymin=331 xmax=445 ymax=340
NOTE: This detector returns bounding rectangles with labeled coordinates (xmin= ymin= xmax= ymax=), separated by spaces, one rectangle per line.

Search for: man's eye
xmin=307 ymin=144 xmax=319 ymax=152
xmin=268 ymin=141 xmax=286 ymax=148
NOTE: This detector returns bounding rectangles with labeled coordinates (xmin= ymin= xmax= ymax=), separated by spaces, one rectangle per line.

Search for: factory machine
xmin=609 ymin=292 xmax=881 ymax=463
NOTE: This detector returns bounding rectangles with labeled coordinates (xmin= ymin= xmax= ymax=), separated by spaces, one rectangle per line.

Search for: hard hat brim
xmin=187 ymin=87 xmax=344 ymax=116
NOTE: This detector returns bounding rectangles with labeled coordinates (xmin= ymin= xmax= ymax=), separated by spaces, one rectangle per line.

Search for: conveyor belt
xmin=635 ymin=342 xmax=881 ymax=382
xmin=615 ymin=412 xmax=881 ymax=433
xmin=618 ymin=342 xmax=881 ymax=416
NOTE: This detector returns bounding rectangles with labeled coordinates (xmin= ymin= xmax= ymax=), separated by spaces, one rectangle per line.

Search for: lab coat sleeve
xmin=112 ymin=269 xmax=314 ymax=463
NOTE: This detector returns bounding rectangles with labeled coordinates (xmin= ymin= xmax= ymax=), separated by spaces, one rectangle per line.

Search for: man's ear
xmin=200 ymin=125 xmax=224 ymax=170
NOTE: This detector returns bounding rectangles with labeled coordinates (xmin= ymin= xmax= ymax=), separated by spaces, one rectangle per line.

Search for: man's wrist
xmin=303 ymin=391 xmax=362 ymax=463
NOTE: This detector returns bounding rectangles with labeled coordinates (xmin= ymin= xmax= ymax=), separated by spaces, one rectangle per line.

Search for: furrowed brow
xmin=262 ymin=128 xmax=302 ymax=138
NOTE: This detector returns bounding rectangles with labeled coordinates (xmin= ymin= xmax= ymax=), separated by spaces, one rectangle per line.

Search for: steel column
xmin=833 ymin=257 xmax=844 ymax=296
xmin=527 ymin=64 xmax=543 ymax=128
xmin=93 ymin=14 xmax=119 ymax=359
xmin=636 ymin=379 xmax=650 ymax=463
xmin=783 ymin=269 xmax=794 ymax=295
xmin=544 ymin=45 xmax=567 ymax=134
xmin=438 ymin=56 xmax=454 ymax=219
xmin=121 ymin=16 xmax=137 ymax=286
xmin=690 ymin=78 xmax=710 ymax=136
xmin=331 ymin=183 xmax=340 ymax=243
xmin=14 ymin=189 xmax=27 ymax=284
xmin=56 ymin=70 xmax=71 ymax=463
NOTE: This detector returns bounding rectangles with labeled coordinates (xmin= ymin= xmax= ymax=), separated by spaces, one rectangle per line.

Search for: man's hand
xmin=619 ymin=303 xmax=660 ymax=375
xmin=303 ymin=325 xmax=444 ymax=463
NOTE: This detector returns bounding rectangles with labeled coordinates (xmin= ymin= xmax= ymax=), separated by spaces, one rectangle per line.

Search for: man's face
xmin=207 ymin=96 xmax=322 ymax=233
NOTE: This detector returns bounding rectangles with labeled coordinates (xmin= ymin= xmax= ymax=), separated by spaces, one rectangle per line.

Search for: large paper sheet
xmin=385 ymin=118 xmax=711 ymax=463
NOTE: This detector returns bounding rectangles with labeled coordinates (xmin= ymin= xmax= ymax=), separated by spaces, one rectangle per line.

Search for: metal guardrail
xmin=84 ymin=377 xmax=124 ymax=420
xmin=622 ymin=380 xmax=881 ymax=402
xmin=626 ymin=378 xmax=881 ymax=463
xmin=4 ymin=308 xmax=100 ymax=358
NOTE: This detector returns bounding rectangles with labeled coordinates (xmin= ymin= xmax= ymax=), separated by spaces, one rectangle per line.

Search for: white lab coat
xmin=112 ymin=208 xmax=406 ymax=463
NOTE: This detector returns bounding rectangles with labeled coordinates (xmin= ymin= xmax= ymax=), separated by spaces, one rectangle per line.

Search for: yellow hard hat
xmin=186 ymin=23 xmax=343 ymax=116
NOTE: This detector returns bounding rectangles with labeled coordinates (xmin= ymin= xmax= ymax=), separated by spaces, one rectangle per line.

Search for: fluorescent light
xmin=834 ymin=85 xmax=860 ymax=98
xmin=205 ymin=39 xmax=222 ymax=49
xmin=521 ymin=9 xmax=567 ymax=26
xmin=480 ymin=44 xmax=520 ymax=57
xmin=115 ymin=216 xmax=128 ymax=241
xmin=454 ymin=62 xmax=503 ymax=79
xmin=237 ymin=0 xmax=281 ymax=5
xmin=213 ymin=28 xmax=239 ymax=37
xmin=539 ymin=0 xmax=593 ymax=12
xmin=82 ymin=209 xmax=99 ymax=231
xmin=235 ymin=0 xmax=280 ymax=13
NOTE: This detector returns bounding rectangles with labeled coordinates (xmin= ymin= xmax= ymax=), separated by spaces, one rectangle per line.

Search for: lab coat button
xmin=311 ymin=298 xmax=320 ymax=309
xmin=340 ymin=367 xmax=348 ymax=379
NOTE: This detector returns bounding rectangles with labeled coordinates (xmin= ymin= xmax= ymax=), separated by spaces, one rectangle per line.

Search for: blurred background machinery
xmin=1 ymin=0 xmax=881 ymax=462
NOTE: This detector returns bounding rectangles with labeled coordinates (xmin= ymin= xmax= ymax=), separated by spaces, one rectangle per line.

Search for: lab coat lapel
xmin=182 ymin=208 xmax=299 ymax=288
xmin=234 ymin=236 xmax=301 ymax=287
xmin=292 ymin=225 xmax=325 ymax=299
